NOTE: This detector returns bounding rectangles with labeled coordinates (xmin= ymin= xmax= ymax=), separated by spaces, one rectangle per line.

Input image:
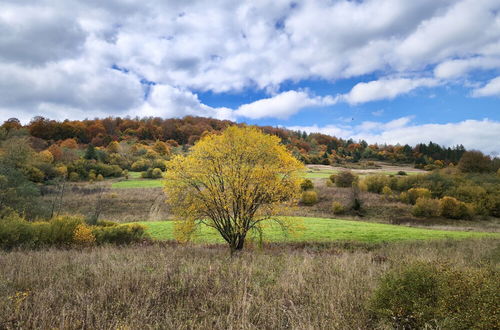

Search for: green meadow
xmin=133 ymin=217 xmax=498 ymax=244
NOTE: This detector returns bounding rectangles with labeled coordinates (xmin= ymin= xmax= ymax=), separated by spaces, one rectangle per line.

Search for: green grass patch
xmin=133 ymin=217 xmax=499 ymax=244
xmin=303 ymin=170 xmax=339 ymax=179
xmin=128 ymin=171 xmax=143 ymax=179
xmin=112 ymin=179 xmax=164 ymax=189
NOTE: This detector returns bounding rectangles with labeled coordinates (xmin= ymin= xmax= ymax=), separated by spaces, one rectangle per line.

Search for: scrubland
xmin=1 ymin=238 xmax=498 ymax=329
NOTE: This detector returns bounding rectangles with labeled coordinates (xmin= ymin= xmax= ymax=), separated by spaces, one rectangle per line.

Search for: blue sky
xmin=0 ymin=0 xmax=499 ymax=153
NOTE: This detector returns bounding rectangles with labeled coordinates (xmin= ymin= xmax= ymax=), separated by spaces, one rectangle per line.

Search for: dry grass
xmin=0 ymin=238 xmax=498 ymax=329
xmin=42 ymin=183 xmax=170 ymax=222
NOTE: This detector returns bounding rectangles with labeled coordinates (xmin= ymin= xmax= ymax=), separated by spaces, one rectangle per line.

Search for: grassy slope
xmin=134 ymin=217 xmax=498 ymax=243
xmin=112 ymin=179 xmax=164 ymax=189
xmin=114 ymin=168 xmax=419 ymax=188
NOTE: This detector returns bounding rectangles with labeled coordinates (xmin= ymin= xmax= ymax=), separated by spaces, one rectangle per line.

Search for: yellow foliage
xmin=164 ymin=126 xmax=304 ymax=252
xmin=72 ymin=224 xmax=96 ymax=246
xmin=173 ymin=219 xmax=197 ymax=243
xmin=39 ymin=150 xmax=54 ymax=163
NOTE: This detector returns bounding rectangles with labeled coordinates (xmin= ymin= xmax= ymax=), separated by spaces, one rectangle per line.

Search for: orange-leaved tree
xmin=164 ymin=126 xmax=304 ymax=253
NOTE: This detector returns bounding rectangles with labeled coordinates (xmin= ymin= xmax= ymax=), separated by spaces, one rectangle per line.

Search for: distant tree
xmin=164 ymin=126 xmax=304 ymax=253
xmin=84 ymin=144 xmax=97 ymax=160
xmin=458 ymin=151 xmax=492 ymax=173
xmin=0 ymin=137 xmax=47 ymax=218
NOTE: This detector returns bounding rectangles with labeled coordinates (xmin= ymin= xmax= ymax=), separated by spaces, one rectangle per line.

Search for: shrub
xmin=329 ymin=174 xmax=336 ymax=183
xmin=439 ymin=196 xmax=471 ymax=219
xmin=335 ymin=171 xmax=356 ymax=187
xmin=44 ymin=215 xmax=85 ymax=246
xmin=72 ymin=224 xmax=96 ymax=247
xmin=369 ymin=262 xmax=439 ymax=329
xmin=407 ymin=188 xmax=431 ymax=204
xmin=96 ymin=174 xmax=104 ymax=181
xmin=151 ymin=168 xmax=163 ymax=179
xmin=458 ymin=150 xmax=492 ymax=173
xmin=331 ymin=201 xmax=345 ymax=215
xmin=364 ymin=175 xmax=389 ymax=193
xmin=300 ymin=179 xmax=314 ymax=191
xmin=397 ymin=170 xmax=407 ymax=176
xmin=0 ymin=213 xmax=36 ymax=249
xmin=300 ymin=191 xmax=318 ymax=205
xmin=92 ymin=224 xmax=148 ymax=245
xmin=381 ymin=186 xmax=392 ymax=198
xmin=411 ymin=198 xmax=440 ymax=217
xmin=69 ymin=172 xmax=79 ymax=182
xmin=369 ymin=262 xmax=499 ymax=329
xmin=131 ymin=159 xmax=152 ymax=172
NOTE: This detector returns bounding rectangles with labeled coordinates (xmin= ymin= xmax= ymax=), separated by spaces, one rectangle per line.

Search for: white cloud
xmin=434 ymin=57 xmax=500 ymax=79
xmin=0 ymin=0 xmax=499 ymax=119
xmin=288 ymin=118 xmax=500 ymax=154
xmin=235 ymin=91 xmax=336 ymax=119
xmin=471 ymin=76 xmax=500 ymax=97
xmin=341 ymin=78 xmax=439 ymax=104
xmin=134 ymin=84 xmax=234 ymax=121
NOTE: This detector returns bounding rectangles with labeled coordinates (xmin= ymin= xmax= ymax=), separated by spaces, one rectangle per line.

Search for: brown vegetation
xmin=0 ymin=238 xmax=497 ymax=329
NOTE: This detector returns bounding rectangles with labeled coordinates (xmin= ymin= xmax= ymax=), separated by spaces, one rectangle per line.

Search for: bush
xmin=92 ymin=224 xmax=148 ymax=245
xmin=0 ymin=213 xmax=36 ymax=249
xmin=369 ymin=262 xmax=499 ymax=329
xmin=381 ymin=186 xmax=392 ymax=198
xmin=43 ymin=215 xmax=84 ymax=246
xmin=300 ymin=191 xmax=318 ymax=205
xmin=151 ymin=168 xmax=163 ymax=179
xmin=364 ymin=175 xmax=389 ymax=194
xmin=331 ymin=201 xmax=344 ymax=215
xmin=458 ymin=150 xmax=492 ymax=173
xmin=335 ymin=171 xmax=357 ymax=187
xmin=439 ymin=196 xmax=471 ymax=219
xmin=369 ymin=262 xmax=439 ymax=329
xmin=407 ymin=188 xmax=431 ymax=204
xmin=73 ymin=224 xmax=96 ymax=247
xmin=69 ymin=172 xmax=79 ymax=182
xmin=96 ymin=174 xmax=104 ymax=181
xmin=411 ymin=198 xmax=440 ymax=217
xmin=300 ymin=179 xmax=314 ymax=191
xmin=397 ymin=170 xmax=407 ymax=176
xmin=0 ymin=215 xmax=148 ymax=250
xmin=329 ymin=174 xmax=336 ymax=183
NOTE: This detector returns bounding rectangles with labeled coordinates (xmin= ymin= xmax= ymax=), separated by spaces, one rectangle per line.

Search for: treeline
xmin=2 ymin=116 xmax=468 ymax=167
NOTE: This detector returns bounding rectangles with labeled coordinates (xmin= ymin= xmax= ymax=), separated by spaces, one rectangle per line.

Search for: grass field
xmin=112 ymin=179 xmax=164 ymax=189
xmin=134 ymin=217 xmax=498 ymax=243
xmin=112 ymin=168 xmax=421 ymax=188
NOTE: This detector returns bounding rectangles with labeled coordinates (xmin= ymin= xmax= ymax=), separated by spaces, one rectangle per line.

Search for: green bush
xmin=300 ymin=179 xmax=314 ymax=191
xmin=300 ymin=191 xmax=318 ymax=206
xmin=411 ymin=198 xmax=440 ymax=217
xmin=407 ymin=188 xmax=431 ymax=204
xmin=364 ymin=175 xmax=389 ymax=194
xmin=42 ymin=215 xmax=85 ymax=246
xmin=0 ymin=213 xmax=36 ymax=249
xmin=369 ymin=262 xmax=439 ymax=329
xmin=397 ymin=170 xmax=407 ymax=176
xmin=439 ymin=196 xmax=471 ymax=219
xmin=335 ymin=171 xmax=357 ymax=187
xmin=329 ymin=174 xmax=336 ymax=183
xmin=369 ymin=262 xmax=499 ymax=329
xmin=381 ymin=186 xmax=392 ymax=198
xmin=0 ymin=214 xmax=148 ymax=250
xmin=93 ymin=224 xmax=148 ymax=245
xmin=331 ymin=201 xmax=344 ymax=215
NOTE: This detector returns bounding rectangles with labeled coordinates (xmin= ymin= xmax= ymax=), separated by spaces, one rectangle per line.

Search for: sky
xmin=0 ymin=0 xmax=499 ymax=154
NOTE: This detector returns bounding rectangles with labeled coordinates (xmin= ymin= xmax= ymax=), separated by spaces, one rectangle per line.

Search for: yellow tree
xmin=164 ymin=126 xmax=304 ymax=253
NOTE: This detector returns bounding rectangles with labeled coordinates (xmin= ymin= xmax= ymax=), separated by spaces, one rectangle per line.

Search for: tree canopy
xmin=164 ymin=126 xmax=304 ymax=253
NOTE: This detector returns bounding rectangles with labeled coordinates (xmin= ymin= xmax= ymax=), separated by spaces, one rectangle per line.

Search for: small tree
xmin=164 ymin=126 xmax=304 ymax=253
xmin=458 ymin=151 xmax=492 ymax=173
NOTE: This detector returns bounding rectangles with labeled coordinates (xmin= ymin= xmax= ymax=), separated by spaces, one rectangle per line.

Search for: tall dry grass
xmin=0 ymin=238 xmax=497 ymax=329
